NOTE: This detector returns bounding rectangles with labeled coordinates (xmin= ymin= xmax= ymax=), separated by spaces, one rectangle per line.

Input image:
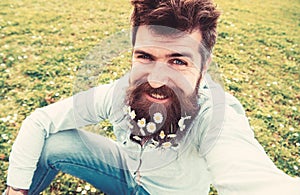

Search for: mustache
xmin=126 ymin=81 xmax=199 ymax=118
xmin=127 ymin=81 xmax=182 ymax=103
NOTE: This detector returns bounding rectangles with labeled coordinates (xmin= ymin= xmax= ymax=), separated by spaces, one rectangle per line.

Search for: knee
xmin=39 ymin=130 xmax=81 ymax=167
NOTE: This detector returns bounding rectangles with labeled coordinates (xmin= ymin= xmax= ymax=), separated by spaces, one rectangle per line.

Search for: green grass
xmin=0 ymin=0 xmax=299 ymax=194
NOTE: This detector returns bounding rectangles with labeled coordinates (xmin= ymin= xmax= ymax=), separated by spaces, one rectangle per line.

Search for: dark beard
xmin=125 ymin=81 xmax=200 ymax=147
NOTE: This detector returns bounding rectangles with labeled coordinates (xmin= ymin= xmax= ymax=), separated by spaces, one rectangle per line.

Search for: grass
xmin=0 ymin=0 xmax=299 ymax=194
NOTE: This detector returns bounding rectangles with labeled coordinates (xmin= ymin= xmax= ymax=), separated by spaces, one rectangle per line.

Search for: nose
xmin=147 ymin=62 xmax=169 ymax=88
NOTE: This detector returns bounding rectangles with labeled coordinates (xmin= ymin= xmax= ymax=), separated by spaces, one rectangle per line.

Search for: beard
xmin=125 ymin=80 xmax=200 ymax=147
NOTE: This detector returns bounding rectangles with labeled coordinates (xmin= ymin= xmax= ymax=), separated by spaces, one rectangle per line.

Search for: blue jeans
xmin=28 ymin=129 xmax=149 ymax=195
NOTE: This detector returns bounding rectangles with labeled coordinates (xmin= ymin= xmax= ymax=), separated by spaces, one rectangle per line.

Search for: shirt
xmin=7 ymin=73 xmax=300 ymax=194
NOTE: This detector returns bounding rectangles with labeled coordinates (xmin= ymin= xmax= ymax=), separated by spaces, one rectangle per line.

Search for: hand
xmin=5 ymin=186 xmax=28 ymax=195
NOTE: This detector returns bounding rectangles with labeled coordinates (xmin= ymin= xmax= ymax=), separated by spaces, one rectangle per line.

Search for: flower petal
xmin=130 ymin=110 xmax=136 ymax=120
xmin=140 ymin=128 xmax=146 ymax=136
xmin=153 ymin=112 xmax=163 ymax=124
xmin=146 ymin=122 xmax=156 ymax=133
xmin=162 ymin=142 xmax=172 ymax=148
xmin=167 ymin=134 xmax=177 ymax=138
xmin=137 ymin=118 xmax=146 ymax=128
xmin=132 ymin=135 xmax=141 ymax=141
xmin=159 ymin=131 xmax=166 ymax=139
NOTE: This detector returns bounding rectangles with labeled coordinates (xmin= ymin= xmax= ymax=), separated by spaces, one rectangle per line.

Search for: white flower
xmin=178 ymin=119 xmax=186 ymax=131
xmin=76 ymin=187 xmax=82 ymax=192
xmin=133 ymin=135 xmax=141 ymax=141
xmin=84 ymin=185 xmax=91 ymax=191
xmin=153 ymin=112 xmax=163 ymax=124
xmin=185 ymin=116 xmax=191 ymax=120
xmin=137 ymin=118 xmax=146 ymax=128
xmin=146 ymin=122 xmax=156 ymax=133
xmin=123 ymin=105 xmax=131 ymax=114
xmin=1 ymin=134 xmax=8 ymax=140
xmin=140 ymin=128 xmax=146 ymax=136
xmin=162 ymin=142 xmax=172 ymax=148
xmin=178 ymin=116 xmax=191 ymax=131
xmin=129 ymin=110 xmax=136 ymax=120
xmin=8 ymin=56 xmax=14 ymax=61
xmin=159 ymin=131 xmax=166 ymax=139
xmin=167 ymin=134 xmax=177 ymax=138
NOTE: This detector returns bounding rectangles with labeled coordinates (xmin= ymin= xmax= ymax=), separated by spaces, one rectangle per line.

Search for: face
xmin=125 ymin=26 xmax=204 ymax=146
xmin=130 ymin=26 xmax=203 ymax=97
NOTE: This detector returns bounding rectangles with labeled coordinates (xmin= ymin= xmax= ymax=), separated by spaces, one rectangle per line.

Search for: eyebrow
xmin=167 ymin=52 xmax=194 ymax=61
xmin=134 ymin=50 xmax=150 ymax=55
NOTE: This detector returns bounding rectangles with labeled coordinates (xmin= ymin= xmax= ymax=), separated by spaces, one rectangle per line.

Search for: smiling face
xmin=130 ymin=26 xmax=203 ymax=98
xmin=125 ymin=26 xmax=205 ymax=146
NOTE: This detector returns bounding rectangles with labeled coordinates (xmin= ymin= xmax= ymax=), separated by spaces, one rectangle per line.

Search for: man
xmin=4 ymin=0 xmax=300 ymax=194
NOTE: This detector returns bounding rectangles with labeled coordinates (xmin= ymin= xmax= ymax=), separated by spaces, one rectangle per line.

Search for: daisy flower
xmin=167 ymin=134 xmax=177 ymax=138
xmin=146 ymin=122 xmax=156 ymax=133
xmin=178 ymin=118 xmax=186 ymax=131
xmin=178 ymin=116 xmax=191 ymax=131
xmin=123 ymin=105 xmax=131 ymax=114
xmin=153 ymin=112 xmax=163 ymax=124
xmin=162 ymin=142 xmax=172 ymax=148
xmin=129 ymin=110 xmax=136 ymax=120
xmin=159 ymin=131 xmax=166 ymax=139
xmin=132 ymin=135 xmax=141 ymax=141
xmin=140 ymin=128 xmax=146 ymax=136
xmin=137 ymin=118 xmax=146 ymax=128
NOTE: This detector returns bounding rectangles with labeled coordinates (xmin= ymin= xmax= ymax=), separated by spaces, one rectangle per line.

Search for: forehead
xmin=134 ymin=26 xmax=202 ymax=55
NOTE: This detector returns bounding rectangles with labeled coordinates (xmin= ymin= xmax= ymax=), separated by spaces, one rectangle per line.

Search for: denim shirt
xmin=6 ymin=74 xmax=300 ymax=194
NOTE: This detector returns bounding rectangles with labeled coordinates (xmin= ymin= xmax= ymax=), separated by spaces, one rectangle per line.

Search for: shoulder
xmin=194 ymin=74 xmax=252 ymax=155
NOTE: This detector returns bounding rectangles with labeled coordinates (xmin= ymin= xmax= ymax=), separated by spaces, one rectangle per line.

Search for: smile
xmin=145 ymin=92 xmax=169 ymax=103
xmin=150 ymin=92 xmax=167 ymax=100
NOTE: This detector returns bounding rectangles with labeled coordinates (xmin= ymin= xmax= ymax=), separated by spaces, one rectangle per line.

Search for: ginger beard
xmin=125 ymin=80 xmax=201 ymax=147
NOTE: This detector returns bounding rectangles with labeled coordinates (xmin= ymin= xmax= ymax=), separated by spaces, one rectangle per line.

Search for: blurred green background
xmin=0 ymin=0 xmax=299 ymax=194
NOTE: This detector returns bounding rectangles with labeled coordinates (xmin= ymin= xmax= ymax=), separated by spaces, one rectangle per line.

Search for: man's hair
xmin=130 ymin=0 xmax=221 ymax=53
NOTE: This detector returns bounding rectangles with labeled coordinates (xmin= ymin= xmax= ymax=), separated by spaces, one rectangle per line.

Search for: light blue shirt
xmin=7 ymin=74 xmax=300 ymax=194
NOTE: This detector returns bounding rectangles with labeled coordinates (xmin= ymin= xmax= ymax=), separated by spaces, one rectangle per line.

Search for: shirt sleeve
xmin=203 ymin=97 xmax=300 ymax=195
xmin=6 ymin=82 xmax=115 ymax=189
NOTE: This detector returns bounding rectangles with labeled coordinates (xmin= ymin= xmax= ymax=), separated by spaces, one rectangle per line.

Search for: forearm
xmin=4 ymin=186 xmax=28 ymax=195
xmin=205 ymin=107 xmax=300 ymax=194
xmin=6 ymin=96 xmax=79 ymax=188
xmin=6 ymin=83 xmax=114 ymax=189
xmin=7 ymin=113 xmax=48 ymax=189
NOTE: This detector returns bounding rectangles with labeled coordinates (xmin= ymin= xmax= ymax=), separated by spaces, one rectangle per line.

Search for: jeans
xmin=28 ymin=129 xmax=149 ymax=195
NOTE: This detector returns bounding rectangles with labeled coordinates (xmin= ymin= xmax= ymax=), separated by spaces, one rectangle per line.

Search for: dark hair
xmin=131 ymin=0 xmax=221 ymax=54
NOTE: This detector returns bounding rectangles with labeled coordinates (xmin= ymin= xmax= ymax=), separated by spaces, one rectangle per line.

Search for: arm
xmin=6 ymin=83 xmax=115 ymax=190
xmin=203 ymin=97 xmax=300 ymax=194
xmin=4 ymin=187 xmax=28 ymax=195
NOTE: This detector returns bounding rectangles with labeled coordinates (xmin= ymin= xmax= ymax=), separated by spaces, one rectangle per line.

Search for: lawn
xmin=0 ymin=0 xmax=299 ymax=194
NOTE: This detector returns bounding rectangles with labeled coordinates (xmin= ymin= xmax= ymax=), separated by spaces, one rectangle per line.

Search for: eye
xmin=135 ymin=53 xmax=154 ymax=64
xmin=137 ymin=54 xmax=152 ymax=60
xmin=170 ymin=59 xmax=187 ymax=66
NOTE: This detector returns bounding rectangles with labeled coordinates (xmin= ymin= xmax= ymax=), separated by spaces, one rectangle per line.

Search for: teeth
xmin=151 ymin=93 xmax=167 ymax=100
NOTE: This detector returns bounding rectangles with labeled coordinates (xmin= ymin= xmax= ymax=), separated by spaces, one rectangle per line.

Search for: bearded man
xmin=4 ymin=0 xmax=300 ymax=194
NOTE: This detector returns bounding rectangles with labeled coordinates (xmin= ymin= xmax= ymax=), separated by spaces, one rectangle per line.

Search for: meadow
xmin=0 ymin=0 xmax=299 ymax=194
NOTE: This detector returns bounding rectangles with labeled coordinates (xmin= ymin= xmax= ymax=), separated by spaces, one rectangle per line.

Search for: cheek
xmin=167 ymin=74 xmax=193 ymax=96
xmin=129 ymin=63 xmax=148 ymax=84
xmin=181 ymin=71 xmax=200 ymax=95
xmin=189 ymin=73 xmax=199 ymax=90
